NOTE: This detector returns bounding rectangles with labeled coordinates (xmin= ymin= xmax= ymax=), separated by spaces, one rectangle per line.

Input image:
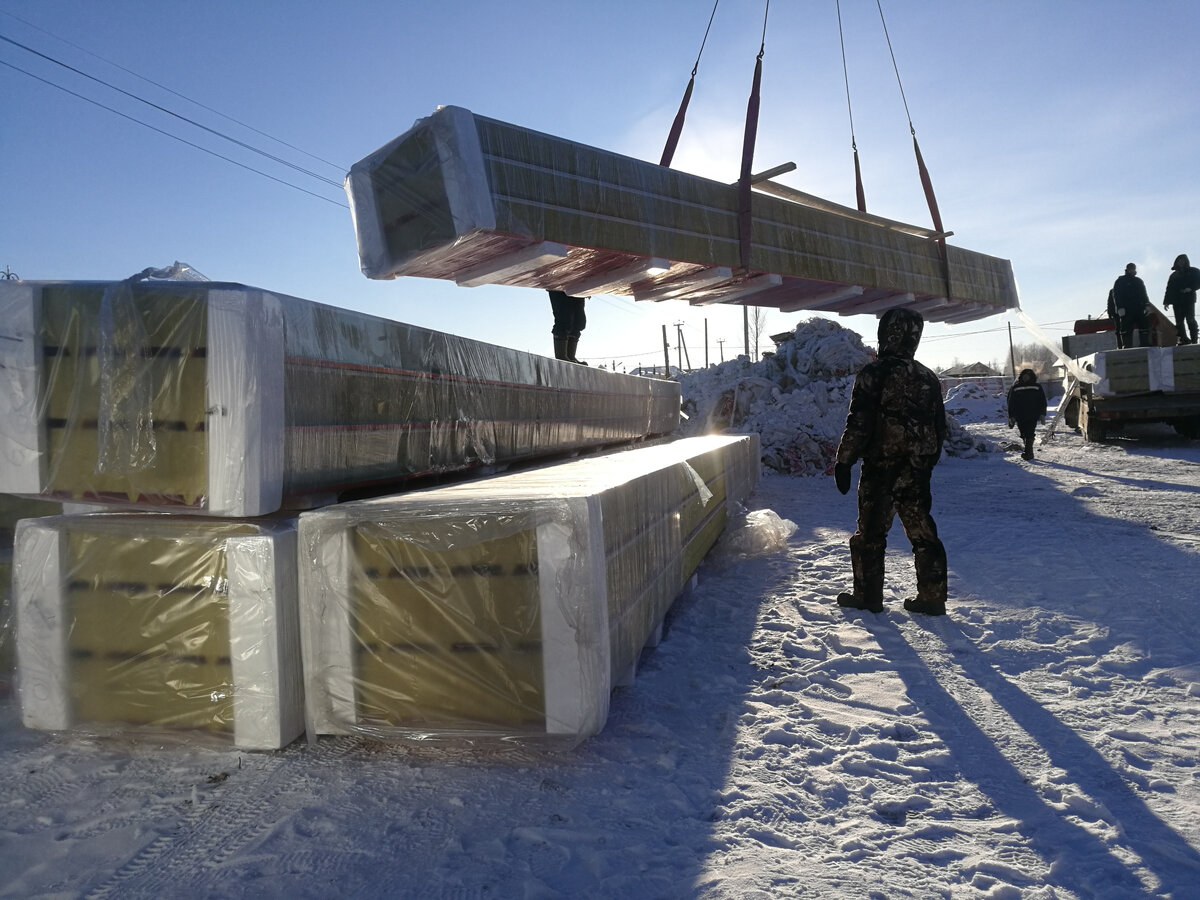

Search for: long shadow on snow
xmin=938 ymin=452 xmax=1200 ymax=670
xmin=864 ymin=613 xmax=1200 ymax=897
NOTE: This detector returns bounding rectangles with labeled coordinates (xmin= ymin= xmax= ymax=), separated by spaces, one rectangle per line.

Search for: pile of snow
xmin=944 ymin=381 xmax=1009 ymax=424
xmin=677 ymin=317 xmax=996 ymax=475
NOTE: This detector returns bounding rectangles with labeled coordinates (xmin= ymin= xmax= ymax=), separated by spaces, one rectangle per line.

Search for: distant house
xmin=939 ymin=362 xmax=1001 ymax=378
xmin=629 ymin=364 xmax=683 ymax=379
xmin=938 ymin=361 xmax=1004 ymax=397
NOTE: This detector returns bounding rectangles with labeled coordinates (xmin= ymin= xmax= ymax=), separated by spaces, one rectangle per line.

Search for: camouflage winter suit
xmin=836 ymin=308 xmax=948 ymax=607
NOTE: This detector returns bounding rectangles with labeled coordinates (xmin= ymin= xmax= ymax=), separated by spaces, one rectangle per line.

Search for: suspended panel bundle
xmin=0 ymin=281 xmax=680 ymax=516
xmin=346 ymin=106 xmax=1019 ymax=323
xmin=13 ymin=515 xmax=303 ymax=750
xmin=297 ymin=434 xmax=760 ymax=745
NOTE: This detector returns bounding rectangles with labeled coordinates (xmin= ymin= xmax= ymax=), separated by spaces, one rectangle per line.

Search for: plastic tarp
xmin=0 ymin=280 xmax=680 ymax=516
xmin=0 ymin=494 xmax=61 ymax=695
xmin=13 ymin=514 xmax=303 ymax=750
xmin=346 ymin=106 xmax=1020 ymax=322
xmin=297 ymin=434 xmax=760 ymax=746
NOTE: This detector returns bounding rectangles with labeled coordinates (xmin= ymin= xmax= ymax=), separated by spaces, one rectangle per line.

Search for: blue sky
xmin=2 ymin=1 xmax=1197 ymax=372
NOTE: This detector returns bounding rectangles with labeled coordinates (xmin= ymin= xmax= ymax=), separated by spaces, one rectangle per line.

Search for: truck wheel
xmin=1083 ymin=417 xmax=1106 ymax=442
xmin=1172 ymin=417 xmax=1200 ymax=439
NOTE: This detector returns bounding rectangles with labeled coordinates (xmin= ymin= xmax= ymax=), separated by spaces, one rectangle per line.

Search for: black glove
xmin=834 ymin=462 xmax=853 ymax=495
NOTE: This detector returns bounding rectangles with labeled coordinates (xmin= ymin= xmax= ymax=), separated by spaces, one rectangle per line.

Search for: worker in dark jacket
xmin=1163 ymin=254 xmax=1200 ymax=345
xmin=833 ymin=307 xmax=948 ymax=616
xmin=547 ymin=290 xmax=588 ymax=363
xmin=1112 ymin=263 xmax=1151 ymax=348
xmin=1007 ymin=368 xmax=1048 ymax=461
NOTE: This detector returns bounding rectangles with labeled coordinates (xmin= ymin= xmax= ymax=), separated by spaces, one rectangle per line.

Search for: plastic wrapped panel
xmin=0 ymin=494 xmax=61 ymax=696
xmin=1088 ymin=348 xmax=1163 ymax=396
xmin=13 ymin=515 xmax=303 ymax=749
xmin=346 ymin=106 xmax=1019 ymax=318
xmin=1170 ymin=344 xmax=1200 ymax=392
xmin=0 ymin=281 xmax=679 ymax=516
xmin=298 ymin=435 xmax=758 ymax=744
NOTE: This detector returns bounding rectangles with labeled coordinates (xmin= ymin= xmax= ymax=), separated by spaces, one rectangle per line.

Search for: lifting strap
xmin=877 ymin=0 xmax=952 ymax=297
xmin=836 ymin=0 xmax=867 ymax=212
xmin=660 ymin=0 xmax=720 ymax=168
xmin=737 ymin=1 xmax=771 ymax=273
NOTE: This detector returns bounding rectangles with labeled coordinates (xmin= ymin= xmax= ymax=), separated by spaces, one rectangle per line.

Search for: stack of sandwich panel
xmin=12 ymin=514 xmax=303 ymax=750
xmin=1087 ymin=347 xmax=1169 ymax=396
xmin=0 ymin=280 xmax=679 ymax=516
xmin=0 ymin=494 xmax=60 ymax=694
xmin=1169 ymin=344 xmax=1200 ymax=391
xmin=297 ymin=434 xmax=759 ymax=743
xmin=346 ymin=105 xmax=1019 ymax=324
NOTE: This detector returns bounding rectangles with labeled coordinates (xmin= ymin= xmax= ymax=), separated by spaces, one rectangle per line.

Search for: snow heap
xmin=676 ymin=317 xmax=996 ymax=476
xmin=943 ymin=381 xmax=1010 ymax=424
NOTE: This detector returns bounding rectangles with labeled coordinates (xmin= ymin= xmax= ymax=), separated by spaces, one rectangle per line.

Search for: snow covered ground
xmin=4 ymin=400 xmax=1200 ymax=898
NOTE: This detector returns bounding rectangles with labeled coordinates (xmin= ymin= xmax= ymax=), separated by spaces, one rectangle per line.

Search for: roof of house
xmin=939 ymin=362 xmax=1001 ymax=377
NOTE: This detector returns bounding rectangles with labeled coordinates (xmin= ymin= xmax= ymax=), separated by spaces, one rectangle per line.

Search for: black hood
xmin=877 ymin=307 xmax=924 ymax=359
xmin=1174 ymin=254 xmax=1191 ymax=271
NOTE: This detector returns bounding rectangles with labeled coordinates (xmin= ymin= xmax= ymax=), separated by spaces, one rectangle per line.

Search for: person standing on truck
xmin=547 ymin=290 xmax=588 ymax=364
xmin=1007 ymin=368 xmax=1048 ymax=461
xmin=832 ymin=307 xmax=948 ymax=617
xmin=1163 ymin=254 xmax=1200 ymax=345
xmin=1112 ymin=263 xmax=1152 ymax=348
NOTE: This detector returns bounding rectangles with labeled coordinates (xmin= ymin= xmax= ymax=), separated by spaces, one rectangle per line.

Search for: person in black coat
xmin=1007 ymin=368 xmax=1048 ymax=461
xmin=1163 ymin=254 xmax=1200 ymax=345
xmin=833 ymin=308 xmax=948 ymax=616
xmin=1111 ymin=262 xmax=1151 ymax=348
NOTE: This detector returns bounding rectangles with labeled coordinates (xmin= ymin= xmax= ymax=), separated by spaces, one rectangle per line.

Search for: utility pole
xmin=1008 ymin=322 xmax=1017 ymax=379
xmin=743 ymin=306 xmax=749 ymax=358
xmin=704 ymin=318 xmax=709 ymax=368
xmin=675 ymin=321 xmax=685 ymax=373
xmin=717 ymin=338 xmax=726 ymax=363
xmin=662 ymin=324 xmax=670 ymax=376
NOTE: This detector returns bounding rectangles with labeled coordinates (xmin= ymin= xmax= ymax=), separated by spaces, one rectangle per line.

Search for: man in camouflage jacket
xmin=833 ymin=307 xmax=948 ymax=615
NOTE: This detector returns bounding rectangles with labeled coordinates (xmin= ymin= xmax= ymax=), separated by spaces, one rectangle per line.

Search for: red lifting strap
xmin=660 ymin=76 xmax=694 ymax=168
xmin=660 ymin=0 xmax=720 ymax=168
xmin=737 ymin=54 xmax=764 ymax=274
xmin=912 ymin=134 xmax=944 ymax=236
xmin=853 ymin=146 xmax=867 ymax=213
xmin=913 ymin=134 xmax=952 ymax=296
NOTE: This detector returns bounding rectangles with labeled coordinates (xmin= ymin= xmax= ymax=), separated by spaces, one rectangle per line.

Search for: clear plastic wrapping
xmin=0 ymin=494 xmax=60 ymax=696
xmin=1084 ymin=347 xmax=1175 ymax=396
xmin=345 ymin=105 xmax=1019 ymax=319
xmin=0 ymin=280 xmax=679 ymax=516
xmin=13 ymin=514 xmax=303 ymax=749
xmin=297 ymin=434 xmax=760 ymax=746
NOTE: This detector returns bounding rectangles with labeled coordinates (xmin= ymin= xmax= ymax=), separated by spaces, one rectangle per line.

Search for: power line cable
xmin=0 ymin=58 xmax=348 ymax=209
xmin=0 ymin=8 xmax=347 ymax=174
xmin=0 ymin=33 xmax=344 ymax=190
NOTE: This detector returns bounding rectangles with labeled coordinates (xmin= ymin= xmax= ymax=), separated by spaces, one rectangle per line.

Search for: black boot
xmin=565 ymin=336 xmax=588 ymax=365
xmin=903 ymin=597 xmax=946 ymax=616
xmin=839 ymin=544 xmax=885 ymax=613
xmin=838 ymin=592 xmax=884 ymax=614
xmin=553 ymin=336 xmax=570 ymax=360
